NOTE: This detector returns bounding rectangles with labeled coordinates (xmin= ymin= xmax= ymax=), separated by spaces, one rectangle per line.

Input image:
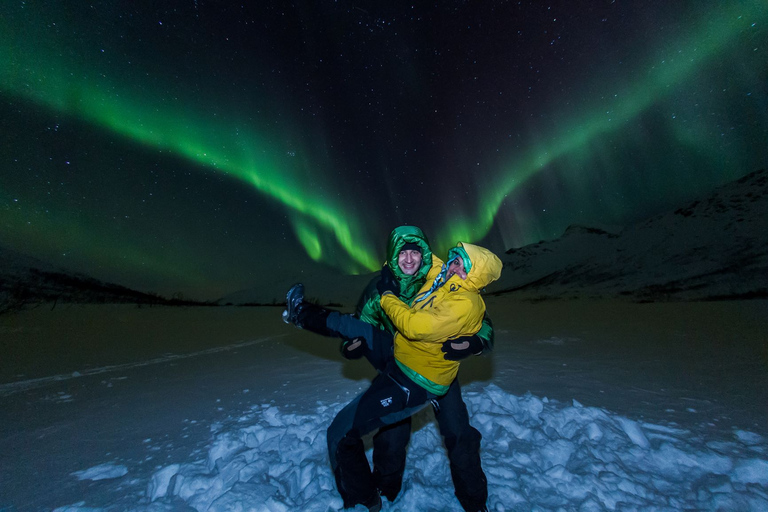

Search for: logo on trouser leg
xmin=380 ymin=397 xmax=393 ymax=407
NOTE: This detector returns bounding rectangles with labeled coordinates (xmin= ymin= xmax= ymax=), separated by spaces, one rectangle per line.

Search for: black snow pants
xmin=324 ymin=313 xmax=488 ymax=511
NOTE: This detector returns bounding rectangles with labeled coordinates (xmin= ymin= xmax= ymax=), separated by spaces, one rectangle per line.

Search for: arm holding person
xmin=380 ymin=291 xmax=478 ymax=343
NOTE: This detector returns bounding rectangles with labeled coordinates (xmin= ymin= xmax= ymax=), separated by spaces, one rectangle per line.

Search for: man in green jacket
xmin=283 ymin=226 xmax=494 ymax=511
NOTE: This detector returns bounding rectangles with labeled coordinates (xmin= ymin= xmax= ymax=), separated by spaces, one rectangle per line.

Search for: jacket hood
xmin=450 ymin=242 xmax=502 ymax=292
xmin=384 ymin=225 xmax=434 ymax=303
xmin=385 ymin=226 xmax=433 ymax=282
xmin=414 ymin=241 xmax=502 ymax=304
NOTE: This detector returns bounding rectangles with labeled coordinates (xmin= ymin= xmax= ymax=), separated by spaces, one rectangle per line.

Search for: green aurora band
xmin=435 ymin=1 xmax=767 ymax=249
xmin=1 ymin=1 xmax=766 ymax=282
xmin=0 ymin=20 xmax=380 ymax=274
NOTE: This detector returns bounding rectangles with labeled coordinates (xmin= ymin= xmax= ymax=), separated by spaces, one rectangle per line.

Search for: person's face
xmin=398 ymin=249 xmax=422 ymax=275
xmin=447 ymin=256 xmax=468 ymax=280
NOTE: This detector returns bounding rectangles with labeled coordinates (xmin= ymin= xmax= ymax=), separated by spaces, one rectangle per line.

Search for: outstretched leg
xmin=282 ymin=284 xmax=395 ymax=371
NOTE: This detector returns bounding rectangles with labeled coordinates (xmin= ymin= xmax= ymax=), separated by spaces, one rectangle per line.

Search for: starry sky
xmin=1 ymin=1 xmax=766 ymax=300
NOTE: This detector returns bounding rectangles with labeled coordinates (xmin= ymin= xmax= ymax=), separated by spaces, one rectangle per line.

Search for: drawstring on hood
xmin=414 ymin=261 xmax=450 ymax=303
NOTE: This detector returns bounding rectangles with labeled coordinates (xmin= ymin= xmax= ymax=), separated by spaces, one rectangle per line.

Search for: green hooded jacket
xmin=355 ymin=226 xmax=434 ymax=334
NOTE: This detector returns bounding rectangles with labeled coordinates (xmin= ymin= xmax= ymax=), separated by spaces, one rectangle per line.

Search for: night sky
xmin=1 ymin=1 xmax=766 ymax=300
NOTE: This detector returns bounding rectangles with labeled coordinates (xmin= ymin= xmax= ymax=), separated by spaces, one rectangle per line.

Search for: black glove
xmin=340 ymin=337 xmax=368 ymax=360
xmin=376 ymin=265 xmax=400 ymax=296
xmin=441 ymin=334 xmax=484 ymax=361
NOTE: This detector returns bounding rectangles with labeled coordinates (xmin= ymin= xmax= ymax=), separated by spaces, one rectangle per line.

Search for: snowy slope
xmin=490 ymin=169 xmax=768 ymax=301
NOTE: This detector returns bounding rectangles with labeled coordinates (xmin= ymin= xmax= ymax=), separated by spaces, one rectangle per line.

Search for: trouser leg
xmin=328 ymin=392 xmax=378 ymax=508
xmin=297 ymin=306 xmax=394 ymax=369
xmin=296 ymin=302 xmax=337 ymax=337
xmin=327 ymin=369 xmax=430 ymax=508
xmin=327 ymin=315 xmax=404 ymax=498
xmin=434 ymin=380 xmax=488 ymax=512
xmin=372 ymin=417 xmax=411 ymax=501
xmin=363 ymin=327 xmax=395 ymax=372
xmin=333 ymin=435 xmax=377 ymax=509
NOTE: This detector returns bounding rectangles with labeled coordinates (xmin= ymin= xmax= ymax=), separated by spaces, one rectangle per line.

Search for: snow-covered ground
xmin=1 ymin=299 xmax=766 ymax=511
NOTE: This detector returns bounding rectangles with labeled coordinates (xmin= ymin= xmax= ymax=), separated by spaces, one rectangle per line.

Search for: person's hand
xmin=376 ymin=265 xmax=400 ymax=296
xmin=441 ymin=334 xmax=484 ymax=361
xmin=340 ymin=337 xmax=367 ymax=359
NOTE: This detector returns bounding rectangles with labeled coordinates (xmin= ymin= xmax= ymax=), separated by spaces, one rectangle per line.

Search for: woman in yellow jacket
xmin=324 ymin=242 xmax=502 ymax=512
xmin=383 ymin=242 xmax=503 ymax=396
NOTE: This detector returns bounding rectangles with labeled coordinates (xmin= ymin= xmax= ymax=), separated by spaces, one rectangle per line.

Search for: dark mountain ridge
xmin=0 ymin=245 xmax=206 ymax=313
xmin=490 ymin=169 xmax=768 ymax=301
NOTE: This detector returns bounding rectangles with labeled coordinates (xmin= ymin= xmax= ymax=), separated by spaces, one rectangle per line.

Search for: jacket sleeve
xmin=380 ymin=292 xmax=478 ymax=343
xmin=476 ymin=313 xmax=494 ymax=351
xmin=355 ymin=276 xmax=380 ymax=321
xmin=354 ymin=274 xmax=397 ymax=333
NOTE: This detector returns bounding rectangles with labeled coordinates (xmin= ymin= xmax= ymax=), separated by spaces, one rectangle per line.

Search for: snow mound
xmin=131 ymin=384 xmax=767 ymax=511
xmin=147 ymin=403 xmax=343 ymax=512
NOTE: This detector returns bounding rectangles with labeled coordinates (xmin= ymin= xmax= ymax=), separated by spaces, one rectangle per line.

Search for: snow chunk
xmin=147 ymin=463 xmax=180 ymax=500
xmin=71 ymin=463 xmax=127 ymax=481
xmin=52 ymin=502 xmax=102 ymax=512
xmin=735 ymin=430 xmax=764 ymax=445
xmin=617 ymin=417 xmax=650 ymax=449
xmin=732 ymin=458 xmax=768 ymax=485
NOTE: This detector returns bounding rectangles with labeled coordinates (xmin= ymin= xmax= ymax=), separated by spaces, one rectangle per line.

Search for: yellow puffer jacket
xmin=380 ymin=242 xmax=502 ymax=395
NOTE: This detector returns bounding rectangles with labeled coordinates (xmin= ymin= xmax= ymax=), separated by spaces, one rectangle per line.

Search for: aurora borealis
xmin=1 ymin=1 xmax=766 ymax=299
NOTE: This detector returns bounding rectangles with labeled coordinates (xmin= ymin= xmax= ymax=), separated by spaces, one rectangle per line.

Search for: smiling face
xmin=397 ymin=249 xmax=422 ymax=276
xmin=447 ymin=256 xmax=468 ymax=280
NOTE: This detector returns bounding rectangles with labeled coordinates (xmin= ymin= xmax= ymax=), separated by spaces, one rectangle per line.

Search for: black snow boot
xmin=281 ymin=283 xmax=304 ymax=325
xmin=333 ymin=436 xmax=380 ymax=511
xmin=361 ymin=493 xmax=382 ymax=512
xmin=333 ymin=467 xmax=381 ymax=512
xmin=372 ymin=467 xmax=403 ymax=502
xmin=458 ymin=495 xmax=489 ymax=512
